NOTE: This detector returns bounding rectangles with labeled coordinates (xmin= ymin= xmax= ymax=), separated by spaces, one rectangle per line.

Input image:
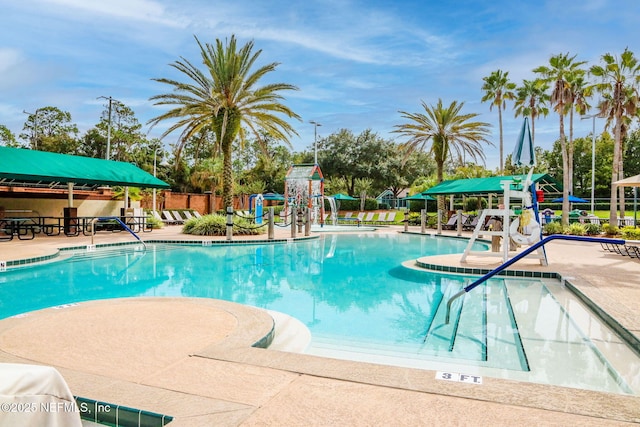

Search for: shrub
xmin=620 ymin=226 xmax=640 ymax=240
xmin=182 ymin=214 xmax=265 ymax=236
xmin=583 ymin=222 xmax=601 ymax=236
xmin=463 ymin=197 xmax=487 ymax=212
xmin=407 ymin=212 xmax=421 ymax=225
xmin=601 ymin=223 xmax=619 ymax=236
xmin=567 ymin=223 xmax=586 ymax=236
xmin=146 ymin=214 xmax=163 ymax=229
xmin=542 ymin=221 xmax=564 ymax=235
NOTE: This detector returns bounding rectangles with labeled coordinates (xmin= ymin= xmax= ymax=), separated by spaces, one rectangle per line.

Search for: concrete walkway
xmin=0 ymin=225 xmax=639 ymax=426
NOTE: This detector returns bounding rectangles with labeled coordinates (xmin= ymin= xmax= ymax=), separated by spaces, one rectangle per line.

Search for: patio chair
xmin=356 ymin=212 xmax=366 ymax=222
xmin=171 ymin=211 xmax=186 ymax=224
xmin=192 ymin=211 xmax=203 ymax=218
xmin=382 ymin=211 xmax=397 ymax=225
xmin=364 ymin=212 xmax=375 ymax=224
xmin=442 ymin=214 xmax=459 ymax=230
xmin=162 ymin=211 xmax=181 ymax=225
xmin=182 ymin=211 xmax=193 ymax=220
xmin=375 ymin=212 xmax=388 ymax=224
xmin=463 ymin=215 xmax=479 ymax=231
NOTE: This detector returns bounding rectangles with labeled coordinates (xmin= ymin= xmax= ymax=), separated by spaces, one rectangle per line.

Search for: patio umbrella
xmin=551 ymin=195 xmax=588 ymax=203
xmin=512 ymin=117 xmax=536 ymax=167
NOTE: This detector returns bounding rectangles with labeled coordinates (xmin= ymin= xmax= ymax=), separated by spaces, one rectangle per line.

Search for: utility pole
xmin=22 ymin=109 xmax=41 ymax=150
xmin=97 ymin=96 xmax=121 ymax=160
xmin=309 ymin=120 xmax=322 ymax=165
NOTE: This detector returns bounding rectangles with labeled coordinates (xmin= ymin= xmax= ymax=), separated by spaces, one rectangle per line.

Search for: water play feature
xmin=284 ymin=164 xmax=324 ymax=225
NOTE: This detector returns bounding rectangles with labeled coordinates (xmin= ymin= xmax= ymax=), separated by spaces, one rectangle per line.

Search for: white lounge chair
xmin=171 ymin=210 xmax=186 ymax=223
xmin=182 ymin=211 xmax=194 ymax=220
xmin=376 ymin=212 xmax=388 ymax=224
xmin=162 ymin=211 xmax=181 ymax=225
xmin=364 ymin=212 xmax=375 ymax=223
xmin=192 ymin=211 xmax=203 ymax=218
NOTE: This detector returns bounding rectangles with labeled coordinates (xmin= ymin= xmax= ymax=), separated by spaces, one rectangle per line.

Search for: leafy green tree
xmin=514 ymin=79 xmax=550 ymax=144
xmin=20 ymin=106 xmax=79 ymax=153
xmin=148 ymin=35 xmax=301 ymax=209
xmin=481 ymin=69 xmax=516 ymax=173
xmin=534 ymin=53 xmax=587 ymax=225
xmin=0 ymin=125 xmax=20 ymax=147
xmin=590 ymin=48 xmax=640 ymax=224
xmin=394 ymin=99 xmax=492 ymax=215
xmin=354 ymin=177 xmax=373 ymax=210
xmin=316 ymin=129 xmax=395 ymax=195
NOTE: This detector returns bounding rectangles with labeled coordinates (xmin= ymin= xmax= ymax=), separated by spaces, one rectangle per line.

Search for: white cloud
xmin=38 ymin=0 xmax=188 ymax=27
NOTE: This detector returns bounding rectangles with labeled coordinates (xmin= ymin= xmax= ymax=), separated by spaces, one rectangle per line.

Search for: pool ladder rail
xmin=89 ymin=217 xmax=147 ymax=250
xmin=442 ymin=234 xmax=625 ymax=326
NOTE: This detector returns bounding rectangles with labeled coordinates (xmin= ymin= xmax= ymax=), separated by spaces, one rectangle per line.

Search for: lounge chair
xmin=192 ymin=211 xmax=203 ymax=218
xmin=182 ymin=211 xmax=194 ymax=220
xmin=364 ymin=212 xmax=375 ymax=223
xmin=356 ymin=212 xmax=366 ymax=222
xmin=380 ymin=212 xmax=397 ymax=225
xmin=442 ymin=214 xmax=458 ymax=230
xmin=375 ymin=212 xmax=387 ymax=224
xmin=171 ymin=211 xmax=186 ymax=223
xmin=162 ymin=211 xmax=181 ymax=225
xmin=463 ymin=215 xmax=478 ymax=231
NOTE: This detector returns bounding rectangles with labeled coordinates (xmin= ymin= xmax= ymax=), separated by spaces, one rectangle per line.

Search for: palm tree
xmin=533 ymin=53 xmax=586 ymax=226
xmin=566 ymin=72 xmax=591 ymax=195
xmin=514 ymin=79 xmax=550 ymax=144
xmin=481 ymin=69 xmax=516 ymax=173
xmin=394 ymin=99 xmax=492 ymax=215
xmin=148 ymin=35 xmax=301 ymax=208
xmin=590 ymin=48 xmax=640 ymax=225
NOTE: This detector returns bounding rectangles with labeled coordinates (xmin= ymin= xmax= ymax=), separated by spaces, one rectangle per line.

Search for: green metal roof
xmin=424 ymin=173 xmax=562 ymax=196
xmin=0 ymin=146 xmax=170 ymax=189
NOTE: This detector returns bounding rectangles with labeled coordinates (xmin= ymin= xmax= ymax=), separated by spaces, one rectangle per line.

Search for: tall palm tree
xmin=566 ymin=72 xmax=591 ymax=195
xmin=481 ymin=69 xmax=516 ymax=173
xmin=514 ymin=79 xmax=550 ymax=145
xmin=533 ymin=53 xmax=586 ymax=226
xmin=394 ymin=99 xmax=492 ymax=215
xmin=590 ymin=48 xmax=640 ymax=225
xmin=148 ymin=35 xmax=301 ymax=208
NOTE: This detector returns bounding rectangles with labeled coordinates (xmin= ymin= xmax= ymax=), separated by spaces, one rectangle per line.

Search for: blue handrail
xmin=444 ymin=234 xmax=625 ymax=324
xmin=97 ymin=217 xmax=147 ymax=249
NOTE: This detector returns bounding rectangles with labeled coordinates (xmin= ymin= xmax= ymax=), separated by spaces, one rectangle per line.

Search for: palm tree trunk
xmin=498 ymin=105 xmax=504 ymax=173
xmin=559 ymin=111 xmax=570 ymax=226
xmin=222 ymin=139 xmax=234 ymax=209
xmin=609 ymin=118 xmax=622 ymax=225
xmin=568 ymin=107 xmax=574 ymax=195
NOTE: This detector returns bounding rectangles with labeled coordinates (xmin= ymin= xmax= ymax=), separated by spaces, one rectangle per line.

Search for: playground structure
xmin=461 ymin=168 xmax=547 ymax=265
xmin=283 ymin=164 xmax=324 ymax=225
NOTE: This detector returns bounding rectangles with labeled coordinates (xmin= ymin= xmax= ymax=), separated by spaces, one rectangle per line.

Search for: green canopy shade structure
xmin=424 ymin=173 xmax=561 ymax=197
xmin=403 ymin=193 xmax=435 ymax=201
xmin=330 ymin=193 xmax=358 ymax=200
xmin=0 ymin=146 xmax=169 ymax=190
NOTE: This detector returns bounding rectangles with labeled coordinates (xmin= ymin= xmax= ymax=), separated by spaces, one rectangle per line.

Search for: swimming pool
xmin=0 ymin=233 xmax=637 ymax=395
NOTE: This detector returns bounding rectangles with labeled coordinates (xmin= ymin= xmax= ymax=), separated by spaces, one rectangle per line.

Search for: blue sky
xmin=2 ymin=0 xmax=639 ymax=169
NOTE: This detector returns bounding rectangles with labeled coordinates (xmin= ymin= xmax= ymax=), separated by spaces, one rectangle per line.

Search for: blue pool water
xmin=0 ymin=233 xmax=637 ymax=394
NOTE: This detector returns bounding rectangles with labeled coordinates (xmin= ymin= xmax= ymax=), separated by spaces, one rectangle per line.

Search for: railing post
xmin=421 ymin=209 xmax=426 ymax=234
xmin=297 ymin=208 xmax=304 ymax=234
xmin=404 ymin=210 xmax=409 ymax=232
xmin=268 ymin=207 xmax=274 ymax=240
xmin=226 ymin=207 xmax=233 ymax=241
xmin=290 ymin=206 xmax=297 ymax=238
xmin=304 ymin=208 xmax=311 ymax=236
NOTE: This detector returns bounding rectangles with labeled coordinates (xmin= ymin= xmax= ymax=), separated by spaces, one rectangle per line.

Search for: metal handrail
xmin=90 ymin=216 xmax=147 ymax=249
xmin=443 ymin=234 xmax=625 ymax=324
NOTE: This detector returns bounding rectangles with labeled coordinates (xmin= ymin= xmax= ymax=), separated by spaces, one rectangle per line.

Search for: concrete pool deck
xmin=0 ymin=225 xmax=639 ymax=425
